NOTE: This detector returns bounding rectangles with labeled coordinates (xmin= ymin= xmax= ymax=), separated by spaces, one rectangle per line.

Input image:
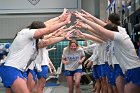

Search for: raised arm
xmin=81 ymin=9 xmax=107 ymax=27
xmin=75 ymin=20 xmax=107 ymax=40
xmin=75 ymin=30 xmax=104 ymax=43
xmin=44 ymin=8 xmax=68 ymax=26
xmin=43 ymin=26 xmax=66 ymax=39
xmin=38 ymin=30 xmax=73 ymax=48
xmin=75 ymin=11 xmax=114 ymax=41
xmin=34 ymin=12 xmax=71 ymax=39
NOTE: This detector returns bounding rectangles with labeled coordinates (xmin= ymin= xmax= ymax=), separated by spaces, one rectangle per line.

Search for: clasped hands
xmin=59 ymin=8 xmax=89 ymax=40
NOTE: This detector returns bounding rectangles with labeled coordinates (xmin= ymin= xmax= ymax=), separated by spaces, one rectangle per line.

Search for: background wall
xmin=0 ymin=0 xmax=80 ymax=14
xmin=0 ymin=0 xmax=81 ymax=39
xmin=82 ymin=0 xmax=108 ymax=20
xmin=0 ymin=0 xmax=109 ymax=39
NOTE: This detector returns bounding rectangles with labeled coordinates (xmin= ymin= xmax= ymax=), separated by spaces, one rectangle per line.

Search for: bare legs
xmin=66 ymin=72 xmax=82 ymax=93
xmin=116 ymin=76 xmax=124 ymax=93
xmin=124 ymin=82 xmax=140 ymax=93
xmin=66 ymin=76 xmax=74 ymax=93
xmin=11 ymin=77 xmax=30 ymax=93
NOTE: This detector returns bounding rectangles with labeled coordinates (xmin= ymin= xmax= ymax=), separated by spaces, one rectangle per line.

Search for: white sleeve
xmin=88 ymin=53 xmax=98 ymax=63
xmin=62 ymin=47 xmax=67 ymax=58
xmin=20 ymin=29 xmax=36 ymax=39
xmin=113 ymin=32 xmax=124 ymax=41
xmin=81 ymin=48 xmax=85 ymax=56
xmin=84 ymin=44 xmax=96 ymax=54
xmin=118 ymin=26 xmax=127 ymax=34
xmin=35 ymin=63 xmax=42 ymax=72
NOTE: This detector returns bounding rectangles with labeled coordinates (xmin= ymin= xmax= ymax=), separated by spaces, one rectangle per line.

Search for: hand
xmin=65 ymin=12 xmax=71 ymax=24
xmin=52 ymin=26 xmax=66 ymax=37
xmin=59 ymin=12 xmax=71 ymax=24
xmin=59 ymin=8 xmax=68 ymax=18
xmin=78 ymin=60 xmax=83 ymax=64
xmin=86 ymin=61 xmax=93 ymax=68
xmin=59 ymin=25 xmax=67 ymax=30
xmin=65 ymin=25 xmax=75 ymax=31
xmin=63 ymin=61 xmax=69 ymax=65
xmin=53 ymin=69 xmax=57 ymax=75
xmin=81 ymin=9 xmax=93 ymax=18
xmin=74 ymin=11 xmax=83 ymax=19
xmin=84 ymin=60 xmax=89 ymax=67
xmin=75 ymin=19 xmax=87 ymax=29
xmin=56 ymin=26 xmax=66 ymax=33
xmin=75 ymin=29 xmax=83 ymax=37
xmin=65 ymin=29 xmax=75 ymax=40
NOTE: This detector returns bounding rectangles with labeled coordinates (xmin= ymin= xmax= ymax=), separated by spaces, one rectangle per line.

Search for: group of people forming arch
xmin=0 ymin=8 xmax=140 ymax=93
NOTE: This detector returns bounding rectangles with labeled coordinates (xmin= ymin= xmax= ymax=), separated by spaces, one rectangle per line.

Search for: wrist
xmin=63 ymin=35 xmax=66 ymax=40
xmin=79 ymin=60 xmax=82 ymax=64
xmin=58 ymin=16 xmax=60 ymax=20
xmin=81 ymin=35 xmax=85 ymax=39
xmin=60 ymin=34 xmax=66 ymax=39
xmin=85 ymin=24 xmax=88 ymax=30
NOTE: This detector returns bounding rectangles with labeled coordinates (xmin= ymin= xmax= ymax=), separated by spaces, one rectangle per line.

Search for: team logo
xmin=28 ymin=0 xmax=40 ymax=5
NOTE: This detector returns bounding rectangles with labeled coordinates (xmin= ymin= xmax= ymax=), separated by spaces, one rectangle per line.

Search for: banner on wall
xmin=106 ymin=0 xmax=117 ymax=12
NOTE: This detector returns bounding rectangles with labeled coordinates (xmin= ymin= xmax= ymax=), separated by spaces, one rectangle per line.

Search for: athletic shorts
xmin=29 ymin=69 xmax=37 ymax=81
xmin=125 ymin=67 xmax=140 ymax=86
xmin=22 ymin=70 xmax=28 ymax=79
xmin=37 ymin=65 xmax=48 ymax=79
xmin=0 ymin=66 xmax=24 ymax=88
xmin=22 ymin=68 xmax=37 ymax=81
xmin=106 ymin=64 xmax=115 ymax=86
xmin=92 ymin=65 xmax=101 ymax=79
xmin=64 ymin=69 xmax=82 ymax=76
xmin=100 ymin=64 xmax=107 ymax=78
xmin=114 ymin=64 xmax=124 ymax=80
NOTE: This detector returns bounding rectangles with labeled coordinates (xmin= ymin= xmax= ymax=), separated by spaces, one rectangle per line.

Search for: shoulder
xmin=19 ymin=28 xmax=37 ymax=38
xmin=63 ymin=47 xmax=69 ymax=53
xmin=88 ymin=43 xmax=97 ymax=48
xmin=117 ymin=26 xmax=127 ymax=34
xmin=63 ymin=47 xmax=68 ymax=51
xmin=77 ymin=47 xmax=84 ymax=52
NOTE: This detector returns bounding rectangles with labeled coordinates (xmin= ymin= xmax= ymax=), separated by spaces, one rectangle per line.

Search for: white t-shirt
xmin=41 ymin=48 xmax=49 ymax=66
xmin=4 ymin=28 xmax=37 ymax=71
xmin=118 ymin=26 xmax=127 ymax=35
xmin=97 ymin=42 xmax=107 ymax=65
xmin=33 ymin=47 xmax=50 ymax=72
xmin=113 ymin=32 xmax=140 ymax=72
xmin=87 ymin=43 xmax=99 ymax=65
xmin=62 ymin=47 xmax=85 ymax=71
xmin=107 ymin=41 xmax=119 ymax=66
xmin=84 ymin=43 xmax=97 ymax=55
xmin=28 ymin=61 xmax=36 ymax=70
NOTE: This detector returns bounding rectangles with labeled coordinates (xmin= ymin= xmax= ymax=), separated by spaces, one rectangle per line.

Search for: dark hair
xmin=104 ymin=24 xmax=118 ymax=32
xmin=14 ymin=21 xmax=46 ymax=39
xmin=27 ymin=21 xmax=46 ymax=51
xmin=27 ymin=21 xmax=46 ymax=29
xmin=108 ymin=13 xmax=120 ymax=26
